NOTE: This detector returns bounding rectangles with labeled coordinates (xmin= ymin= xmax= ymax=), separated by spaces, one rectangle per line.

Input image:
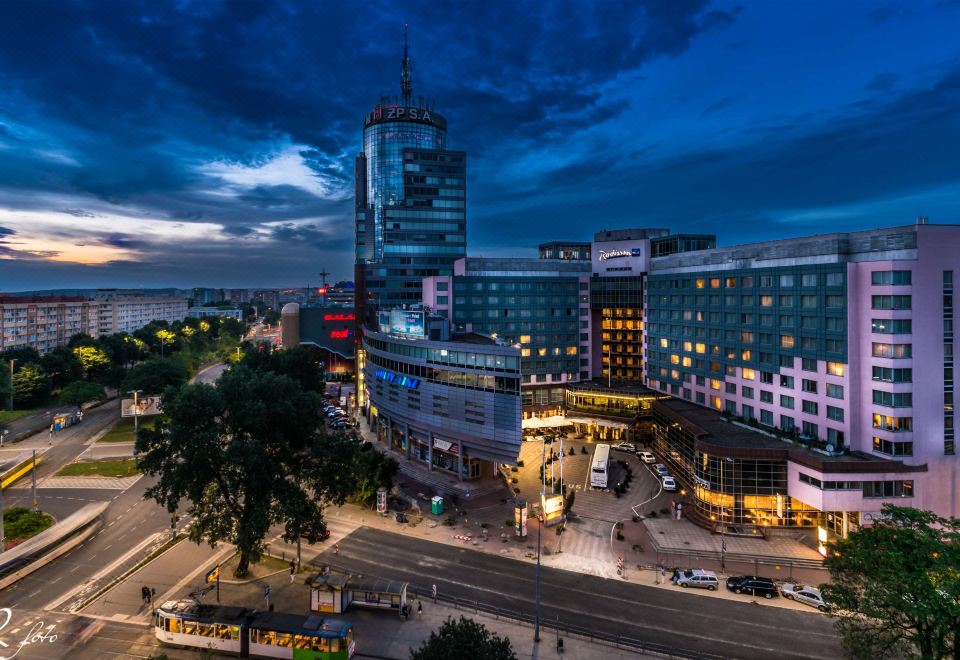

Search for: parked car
xmin=638 ymin=451 xmax=656 ymax=464
xmin=726 ymin=576 xmax=778 ymax=599
xmin=300 ymin=526 xmax=330 ymax=543
xmin=654 ymin=464 xmax=669 ymax=476
xmin=781 ymin=583 xmax=831 ymax=611
xmin=673 ymin=569 xmax=718 ymax=590
xmin=612 ymin=442 xmax=637 ymax=454
xmin=661 ymin=476 xmax=678 ymax=491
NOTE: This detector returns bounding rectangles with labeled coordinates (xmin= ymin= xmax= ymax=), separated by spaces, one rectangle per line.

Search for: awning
xmin=564 ymin=417 xmax=630 ymax=429
xmin=522 ymin=416 xmax=573 ymax=430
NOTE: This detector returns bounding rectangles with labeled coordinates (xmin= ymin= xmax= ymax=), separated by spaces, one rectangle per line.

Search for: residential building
xmin=102 ymin=296 xmax=188 ymax=333
xmin=187 ymin=307 xmax=243 ymax=321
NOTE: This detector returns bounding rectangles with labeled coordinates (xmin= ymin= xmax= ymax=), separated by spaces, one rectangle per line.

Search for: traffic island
xmin=2 ymin=507 xmax=54 ymax=550
xmin=56 ymin=458 xmax=140 ymax=478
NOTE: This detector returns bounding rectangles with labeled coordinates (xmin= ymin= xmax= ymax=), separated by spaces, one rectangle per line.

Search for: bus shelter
xmin=307 ymin=574 xmax=408 ymax=618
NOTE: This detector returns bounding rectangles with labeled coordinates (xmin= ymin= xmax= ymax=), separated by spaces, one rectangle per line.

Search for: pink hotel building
xmin=599 ymin=219 xmax=959 ymax=537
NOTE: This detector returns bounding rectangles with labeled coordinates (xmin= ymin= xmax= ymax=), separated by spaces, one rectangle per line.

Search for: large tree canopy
xmin=240 ymin=345 xmax=324 ymax=393
xmin=121 ymin=359 xmax=188 ymax=395
xmin=410 ymin=616 xmax=516 ymax=660
xmin=136 ymin=365 xmax=361 ymax=577
xmin=822 ymin=505 xmax=960 ymax=659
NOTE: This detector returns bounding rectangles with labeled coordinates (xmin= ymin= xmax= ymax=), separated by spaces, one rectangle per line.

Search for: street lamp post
xmin=535 ymin=436 xmax=544 ymax=643
xmin=128 ymin=390 xmax=143 ymax=438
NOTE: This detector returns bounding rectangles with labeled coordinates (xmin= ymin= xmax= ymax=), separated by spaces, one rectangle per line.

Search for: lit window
xmin=710 ymin=379 xmax=722 ymax=390
xmin=537 ymin=348 xmax=547 ymax=357
xmin=696 ymin=279 xmax=705 ymax=289
xmin=695 ymin=343 xmax=706 ymax=354
xmin=670 ymin=354 xmax=680 ymax=365
xmin=521 ymin=348 xmax=531 ymax=357
xmin=520 ymin=335 xmax=531 ymax=344
xmin=741 ymin=350 xmax=752 ymax=361
xmin=682 ymin=357 xmax=692 ymax=367
xmin=780 ymin=335 xmax=795 ymax=348
xmin=742 ymin=368 xmax=755 ymax=380
xmin=683 ymin=341 xmax=693 ymax=352
xmin=710 ymin=395 xmax=722 ymax=410
xmin=566 ymin=346 xmax=578 ymax=355
xmin=660 ymin=338 xmax=668 ymax=348
xmin=710 ymin=278 xmax=721 ymax=289
xmin=827 ymin=362 xmax=845 ymax=377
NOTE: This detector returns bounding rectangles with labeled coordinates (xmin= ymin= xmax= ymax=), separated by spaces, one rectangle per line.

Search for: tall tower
xmin=354 ymin=27 xmax=467 ymax=322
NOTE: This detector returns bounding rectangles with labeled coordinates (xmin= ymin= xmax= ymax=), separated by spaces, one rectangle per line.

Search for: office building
xmin=422 ymin=257 xmax=591 ymax=416
xmin=641 ymin=220 xmax=960 ymax=529
xmin=354 ymin=33 xmax=467 ymax=321
xmin=538 ymin=241 xmax=591 ymax=261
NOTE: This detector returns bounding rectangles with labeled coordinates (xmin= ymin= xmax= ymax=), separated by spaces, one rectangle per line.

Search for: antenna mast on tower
xmin=400 ymin=24 xmax=413 ymax=105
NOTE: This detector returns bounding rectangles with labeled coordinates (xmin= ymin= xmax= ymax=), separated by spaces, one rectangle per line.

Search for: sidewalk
xmin=81 ymin=537 xmax=235 ymax=621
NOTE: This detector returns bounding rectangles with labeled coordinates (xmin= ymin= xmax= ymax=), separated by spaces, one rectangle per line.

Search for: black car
xmin=726 ymin=575 xmax=778 ymax=599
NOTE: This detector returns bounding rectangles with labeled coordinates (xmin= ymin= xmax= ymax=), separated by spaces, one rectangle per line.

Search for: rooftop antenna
xmin=400 ymin=23 xmax=413 ymax=105
xmin=318 ymin=269 xmax=330 ymax=307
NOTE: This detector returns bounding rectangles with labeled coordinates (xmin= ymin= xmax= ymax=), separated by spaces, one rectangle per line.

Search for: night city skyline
xmin=1 ymin=1 xmax=959 ymax=290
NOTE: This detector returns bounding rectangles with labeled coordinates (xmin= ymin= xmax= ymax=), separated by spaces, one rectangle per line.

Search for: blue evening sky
xmin=0 ymin=1 xmax=958 ymax=289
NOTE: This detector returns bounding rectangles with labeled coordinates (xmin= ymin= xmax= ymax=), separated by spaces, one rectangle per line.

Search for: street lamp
xmin=535 ymin=435 xmax=545 ymax=643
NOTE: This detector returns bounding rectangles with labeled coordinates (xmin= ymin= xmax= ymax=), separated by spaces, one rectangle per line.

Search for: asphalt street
xmin=313 ymin=526 xmax=843 ymax=660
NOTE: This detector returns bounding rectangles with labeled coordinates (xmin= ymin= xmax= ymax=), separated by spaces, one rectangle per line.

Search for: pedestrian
xmin=49 ymin=424 xmax=54 ymax=443
xmin=431 ymin=583 xmax=437 ymax=603
xmin=334 ymin=543 xmax=340 ymax=556
xmin=141 ymin=586 xmax=150 ymax=606
xmin=289 ymin=560 xmax=296 ymax=582
xmin=676 ymin=502 xmax=683 ymax=521
xmin=417 ymin=600 xmax=423 ymax=617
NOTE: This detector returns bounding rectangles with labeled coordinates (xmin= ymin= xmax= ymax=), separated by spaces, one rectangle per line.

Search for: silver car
xmin=673 ymin=569 xmax=718 ymax=591
xmin=781 ymin=583 xmax=830 ymax=611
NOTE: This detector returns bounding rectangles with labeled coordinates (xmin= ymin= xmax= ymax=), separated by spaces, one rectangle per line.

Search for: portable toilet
xmin=431 ymin=496 xmax=444 ymax=515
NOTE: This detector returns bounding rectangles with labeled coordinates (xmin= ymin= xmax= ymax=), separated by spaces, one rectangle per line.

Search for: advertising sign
xmin=121 ymin=395 xmax=162 ymax=418
xmin=514 ymin=499 xmax=528 ymax=537
xmin=389 ymin=310 xmax=425 ymax=338
xmin=540 ymin=494 xmax=564 ymax=527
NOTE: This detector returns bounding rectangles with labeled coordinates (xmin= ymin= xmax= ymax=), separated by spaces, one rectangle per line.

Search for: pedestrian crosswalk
xmin=553 ymin=518 xmax=613 ymax=561
xmin=35 ymin=475 xmax=143 ymax=490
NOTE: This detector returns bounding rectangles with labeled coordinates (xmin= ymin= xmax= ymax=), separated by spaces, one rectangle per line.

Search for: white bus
xmin=590 ymin=443 xmax=611 ymax=488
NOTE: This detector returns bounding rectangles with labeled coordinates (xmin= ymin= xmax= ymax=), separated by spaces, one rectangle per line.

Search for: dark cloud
xmin=0 ymin=226 xmax=14 ymax=237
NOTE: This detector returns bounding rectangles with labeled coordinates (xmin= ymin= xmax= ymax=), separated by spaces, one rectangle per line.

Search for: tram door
xmin=239 ymin=622 xmax=250 ymax=658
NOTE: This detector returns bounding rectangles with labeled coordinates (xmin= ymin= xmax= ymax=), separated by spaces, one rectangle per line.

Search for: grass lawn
xmin=57 ymin=459 xmax=140 ymax=478
xmin=98 ymin=417 xmax=156 ymax=443
xmin=0 ymin=409 xmax=35 ymax=425
xmin=3 ymin=507 xmax=54 ymax=545
xmin=220 ymin=552 xmax=292 ymax=580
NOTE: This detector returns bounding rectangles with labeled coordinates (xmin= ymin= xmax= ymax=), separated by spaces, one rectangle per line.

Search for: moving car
xmin=654 ymin=464 xmax=669 ymax=477
xmin=638 ymin=451 xmax=656 ymax=464
xmin=300 ymin=526 xmax=330 ymax=543
xmin=612 ymin=442 xmax=637 ymax=454
xmin=781 ymin=583 xmax=831 ymax=611
xmin=661 ymin=476 xmax=678 ymax=491
xmin=673 ymin=569 xmax=718 ymax=590
xmin=726 ymin=575 xmax=778 ymax=599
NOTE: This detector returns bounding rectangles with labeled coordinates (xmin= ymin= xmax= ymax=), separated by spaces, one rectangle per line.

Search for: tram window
xmin=231 ymin=626 xmax=240 ymax=640
xmin=276 ymin=633 xmax=293 ymax=647
xmin=182 ymin=621 xmax=198 ymax=635
xmin=255 ymin=630 xmax=276 ymax=645
xmin=293 ymin=635 xmax=308 ymax=650
xmin=165 ymin=617 xmax=180 ymax=633
xmin=197 ymin=624 xmax=214 ymax=637
xmin=215 ymin=625 xmax=232 ymax=639
xmin=330 ymin=638 xmax=340 ymax=653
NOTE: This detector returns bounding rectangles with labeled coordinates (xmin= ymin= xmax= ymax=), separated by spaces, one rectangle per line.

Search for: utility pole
xmin=32 ymin=449 xmax=38 ymax=511
xmin=318 ymin=269 xmax=330 ymax=308
xmin=8 ymin=359 xmax=16 ymax=411
xmin=128 ymin=390 xmax=143 ymax=438
xmin=0 ymin=475 xmax=5 ymax=553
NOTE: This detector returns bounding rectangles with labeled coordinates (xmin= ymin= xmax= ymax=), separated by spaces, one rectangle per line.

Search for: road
xmin=192 ymin=362 xmax=226 ymax=385
xmin=314 ymin=526 xmax=843 ymax=660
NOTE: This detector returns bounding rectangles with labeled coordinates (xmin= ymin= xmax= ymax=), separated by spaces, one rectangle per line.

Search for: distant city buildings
xmin=0 ymin=294 xmax=188 ymax=353
xmin=187 ymin=307 xmax=243 ymax=321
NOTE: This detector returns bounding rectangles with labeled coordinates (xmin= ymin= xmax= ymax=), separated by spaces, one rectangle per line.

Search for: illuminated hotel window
xmin=660 ymin=338 xmax=668 ymax=348
xmin=742 ymin=368 xmax=755 ymax=380
xmin=683 ymin=341 xmax=693 ymax=352
xmin=827 ymin=362 xmax=845 ymax=377
xmin=710 ymin=379 xmax=722 ymax=391
xmin=741 ymin=350 xmax=752 ymax=361
xmin=696 ymin=279 xmax=705 ymax=289
xmin=682 ymin=357 xmax=692 ymax=367
xmin=521 ymin=348 xmax=531 ymax=357
xmin=695 ymin=343 xmax=706 ymax=354
xmin=710 ymin=395 xmax=722 ymax=410
xmin=520 ymin=335 xmax=531 ymax=344
xmin=670 ymin=354 xmax=680 ymax=365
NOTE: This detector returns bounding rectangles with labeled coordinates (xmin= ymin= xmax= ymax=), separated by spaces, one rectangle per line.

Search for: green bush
xmin=511 ymin=477 xmax=518 ymax=484
xmin=513 ymin=487 xmax=521 ymax=494
xmin=516 ymin=460 xmax=524 ymax=468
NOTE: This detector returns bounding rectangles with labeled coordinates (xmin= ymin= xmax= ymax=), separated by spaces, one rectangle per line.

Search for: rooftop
xmin=653 ymin=398 xmax=925 ymax=474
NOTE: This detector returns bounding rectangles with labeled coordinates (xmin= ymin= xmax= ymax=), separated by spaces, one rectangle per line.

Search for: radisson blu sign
xmin=375 ymin=368 xmax=420 ymax=389
xmin=598 ymin=247 xmax=643 ymax=261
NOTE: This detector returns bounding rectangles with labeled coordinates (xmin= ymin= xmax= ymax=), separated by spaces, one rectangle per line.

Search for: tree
xmin=40 ymin=346 xmax=84 ymax=390
xmin=241 ymin=345 xmax=324 ymax=392
xmin=59 ymin=381 xmax=106 ymax=407
xmin=410 ymin=616 xmax=516 ymax=660
xmin=136 ymin=366 xmax=362 ymax=577
xmin=155 ymin=329 xmax=177 ymax=356
xmin=72 ymin=345 xmax=111 ymax=381
xmin=121 ymin=359 xmax=188 ymax=395
xmin=351 ymin=446 xmax=399 ymax=505
xmin=12 ymin=363 xmax=51 ymax=407
xmin=822 ymin=505 xmax=960 ymax=659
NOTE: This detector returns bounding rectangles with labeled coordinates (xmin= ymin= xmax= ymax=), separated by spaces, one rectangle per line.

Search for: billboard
xmin=388 ymin=310 xmax=425 ymax=338
xmin=121 ymin=395 xmax=162 ymax=418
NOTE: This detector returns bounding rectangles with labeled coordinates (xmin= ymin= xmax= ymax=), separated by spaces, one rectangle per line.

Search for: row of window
xmin=799 ymin=473 xmax=914 ymax=497
xmin=655 ymin=294 xmax=846 ymax=309
xmin=872 ymin=390 xmax=913 ymax=408
xmin=945 ymin=271 xmax=955 ymax=455
xmin=655 ymin=272 xmax=846 ymax=290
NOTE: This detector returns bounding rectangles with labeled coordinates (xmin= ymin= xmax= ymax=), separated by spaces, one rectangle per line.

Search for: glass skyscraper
xmin=355 ymin=36 xmax=467 ymax=317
